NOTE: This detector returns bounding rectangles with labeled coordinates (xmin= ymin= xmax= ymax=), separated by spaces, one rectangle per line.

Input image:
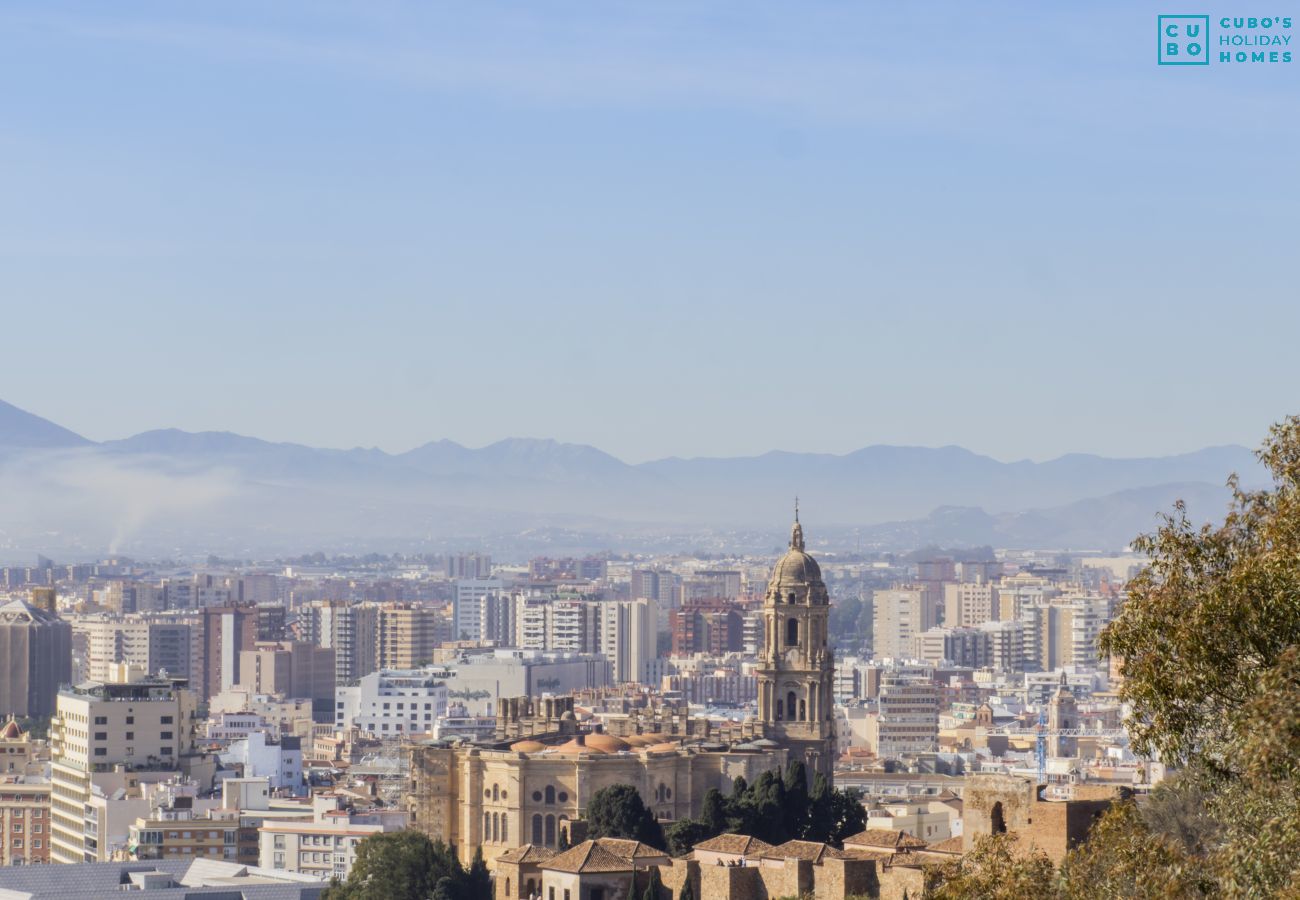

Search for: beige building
xmin=943 ymin=582 xmax=997 ymax=628
xmin=49 ymin=675 xmax=199 ymax=864
xmin=872 ymin=586 xmax=938 ymax=661
xmin=377 ymin=605 xmax=440 ymax=669
xmin=410 ymin=515 xmax=839 ymax=869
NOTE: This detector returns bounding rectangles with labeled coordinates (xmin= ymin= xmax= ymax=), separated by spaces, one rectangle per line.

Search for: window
xmin=545 ymin=786 xmax=555 ymax=804
xmin=160 ymin=716 xmax=173 ymax=724
xmin=93 ymin=748 xmax=106 ymax=757
xmin=160 ymin=747 xmax=173 ymax=756
xmin=94 ymin=732 xmax=107 ymax=741
xmin=125 ymin=732 xmax=134 ymax=740
xmin=125 ymin=716 xmax=134 ymax=724
xmin=160 ymin=732 xmax=173 ymax=740
xmin=545 ymin=815 xmax=555 ymax=846
xmin=532 ymin=814 xmax=543 ymax=844
xmin=93 ymin=717 xmax=107 ymax=725
xmin=786 ymin=618 xmax=799 ymax=646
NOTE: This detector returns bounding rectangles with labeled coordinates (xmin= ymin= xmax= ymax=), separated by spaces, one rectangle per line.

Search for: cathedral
xmin=406 ymin=513 xmax=838 ymax=866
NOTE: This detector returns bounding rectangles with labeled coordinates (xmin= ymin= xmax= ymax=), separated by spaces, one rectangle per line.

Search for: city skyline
xmin=3 ymin=1 xmax=1297 ymax=463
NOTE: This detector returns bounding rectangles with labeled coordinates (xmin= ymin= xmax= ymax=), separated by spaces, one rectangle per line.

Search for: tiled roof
xmin=842 ymin=829 xmax=928 ymax=850
xmin=760 ymin=840 xmax=850 ymax=863
xmin=497 ymin=843 xmax=557 ymax=864
xmin=540 ymin=841 xmax=636 ymax=874
xmin=595 ymin=838 xmax=668 ymax=859
xmin=692 ymin=834 xmax=774 ymax=856
xmin=925 ymin=836 xmax=965 ymax=853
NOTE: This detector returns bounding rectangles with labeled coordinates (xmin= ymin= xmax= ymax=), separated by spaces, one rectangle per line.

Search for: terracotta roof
xmin=497 ymin=843 xmax=557 ymax=864
xmin=842 ymin=829 xmax=928 ymax=851
xmin=510 ymin=740 xmax=547 ymax=753
xmin=925 ymin=836 xmax=965 ymax=854
xmin=760 ymin=840 xmax=849 ymax=863
xmin=692 ymin=834 xmax=774 ymax=856
xmin=540 ymin=841 xmax=636 ymax=874
xmin=595 ymin=838 xmax=667 ymax=860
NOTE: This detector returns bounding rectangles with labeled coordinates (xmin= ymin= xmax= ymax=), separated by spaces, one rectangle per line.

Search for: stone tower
xmin=1047 ymin=670 xmax=1078 ymax=758
xmin=757 ymin=508 xmax=836 ymax=780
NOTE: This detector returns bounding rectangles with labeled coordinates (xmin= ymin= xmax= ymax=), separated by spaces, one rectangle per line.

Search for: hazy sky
xmin=2 ymin=2 xmax=1296 ymax=463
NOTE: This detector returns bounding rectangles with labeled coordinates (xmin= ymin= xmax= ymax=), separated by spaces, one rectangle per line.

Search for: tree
xmin=464 ymin=847 xmax=492 ymax=900
xmin=640 ymin=866 xmax=662 ymax=900
xmin=664 ymin=818 xmax=712 ymax=857
xmin=678 ymin=876 xmax=696 ymax=900
xmin=585 ymin=784 xmax=666 ymax=849
xmin=928 ymin=833 xmax=1056 ymax=900
xmin=781 ymin=760 xmax=809 ymax=840
xmin=1099 ymin=416 xmax=1300 ymax=773
xmin=700 ymin=788 xmax=728 ymax=835
xmin=323 ymin=830 xmax=461 ymax=900
xmin=803 ymin=771 xmax=836 ymax=842
xmin=1057 ymin=802 xmax=1210 ymax=899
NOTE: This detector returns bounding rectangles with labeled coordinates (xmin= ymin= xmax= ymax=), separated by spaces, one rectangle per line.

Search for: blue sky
xmin=1 ymin=2 xmax=1296 ymax=463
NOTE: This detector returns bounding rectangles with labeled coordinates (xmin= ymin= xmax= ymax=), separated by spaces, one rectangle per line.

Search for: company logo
xmin=1159 ymin=15 xmax=1293 ymax=65
xmin=1159 ymin=15 xmax=1210 ymax=64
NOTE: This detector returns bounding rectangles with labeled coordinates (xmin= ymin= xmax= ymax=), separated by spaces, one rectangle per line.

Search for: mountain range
xmin=0 ymin=398 xmax=1265 ymax=560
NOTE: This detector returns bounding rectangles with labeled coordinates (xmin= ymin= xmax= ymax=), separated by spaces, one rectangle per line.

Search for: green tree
xmin=803 ymin=771 xmax=836 ymax=842
xmin=640 ymin=866 xmax=662 ymax=900
xmin=781 ymin=760 xmax=809 ymax=840
xmin=585 ymin=784 xmax=666 ymax=849
xmin=464 ymin=846 xmax=492 ymax=900
xmin=323 ymin=830 xmax=461 ymax=900
xmin=700 ymin=788 xmax=728 ymax=835
xmin=1058 ymin=801 xmax=1210 ymax=899
xmin=663 ymin=818 xmax=711 ymax=857
xmin=929 ymin=833 xmax=1057 ymax=900
xmin=678 ymin=876 xmax=696 ymax=900
xmin=1099 ymin=416 xmax=1300 ymax=772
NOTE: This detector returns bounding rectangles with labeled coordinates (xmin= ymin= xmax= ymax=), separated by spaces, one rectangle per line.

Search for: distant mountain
xmin=0 ymin=398 xmax=1270 ymax=558
xmin=0 ymin=399 xmax=90 ymax=449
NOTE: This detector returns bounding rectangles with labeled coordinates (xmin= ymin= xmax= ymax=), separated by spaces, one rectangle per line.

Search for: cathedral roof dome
xmin=766 ymin=508 xmax=828 ymax=603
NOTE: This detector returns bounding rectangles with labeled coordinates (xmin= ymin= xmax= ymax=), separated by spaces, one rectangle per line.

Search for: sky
xmin=1 ymin=1 xmax=1297 ymax=464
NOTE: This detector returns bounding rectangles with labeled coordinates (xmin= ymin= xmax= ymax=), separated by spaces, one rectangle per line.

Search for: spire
xmin=790 ymin=500 xmax=805 ymax=552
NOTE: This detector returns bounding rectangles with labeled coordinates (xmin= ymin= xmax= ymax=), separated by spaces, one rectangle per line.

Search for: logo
xmin=1159 ymin=15 xmax=1293 ymax=65
xmin=1159 ymin=15 xmax=1210 ymax=64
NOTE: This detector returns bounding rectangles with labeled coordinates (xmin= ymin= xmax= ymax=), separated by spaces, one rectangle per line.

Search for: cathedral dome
xmin=765 ymin=512 xmax=828 ymax=604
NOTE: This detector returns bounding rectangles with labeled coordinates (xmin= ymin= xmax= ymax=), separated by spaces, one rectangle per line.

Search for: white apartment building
xmin=872 ymin=587 xmax=938 ymax=661
xmin=335 ymin=669 xmax=449 ymax=737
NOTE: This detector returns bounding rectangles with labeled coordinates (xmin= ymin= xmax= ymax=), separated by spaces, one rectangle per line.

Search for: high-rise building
xmin=376 ymin=604 xmax=440 ymax=669
xmin=237 ymin=641 xmax=336 ymax=716
xmin=445 ymin=553 xmax=493 ymax=580
xmin=756 ymin=514 xmax=836 ymax=780
xmin=670 ymin=598 xmax=745 ymax=656
xmin=452 ymin=579 xmax=504 ymax=642
xmin=942 ymin=582 xmax=998 ymax=628
xmin=871 ymin=675 xmax=939 ymax=757
xmin=595 ymin=598 xmax=657 ymax=684
xmin=872 ymin=586 xmax=938 ymax=661
xmin=0 ymin=592 xmax=72 ymax=719
xmin=305 ymin=600 xmax=379 ymax=685
xmin=49 ymin=675 xmax=198 ymax=864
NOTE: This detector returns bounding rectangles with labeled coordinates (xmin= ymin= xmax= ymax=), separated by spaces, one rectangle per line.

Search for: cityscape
xmin=3 ymin=2 xmax=1298 ymax=899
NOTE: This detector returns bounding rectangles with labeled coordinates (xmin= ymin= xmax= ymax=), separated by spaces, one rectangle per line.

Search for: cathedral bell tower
xmin=757 ymin=507 xmax=837 ymax=780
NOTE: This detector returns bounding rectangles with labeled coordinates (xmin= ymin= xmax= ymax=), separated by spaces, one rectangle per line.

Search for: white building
xmin=220 ymin=732 xmax=303 ymax=792
xmin=335 ymin=669 xmax=449 ymax=737
xmin=453 ymin=579 xmax=504 ymax=642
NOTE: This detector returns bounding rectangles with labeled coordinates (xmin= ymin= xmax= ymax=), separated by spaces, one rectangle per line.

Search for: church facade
xmin=406 ymin=515 xmax=838 ymax=866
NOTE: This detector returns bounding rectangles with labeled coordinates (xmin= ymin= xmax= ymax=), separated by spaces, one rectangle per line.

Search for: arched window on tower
xmin=787 ymin=691 xmax=797 ymax=722
xmin=799 ymin=698 xmax=806 ymax=721
xmin=786 ymin=618 xmax=799 ymax=646
xmin=545 ymin=814 xmax=556 ymax=847
xmin=532 ymin=814 xmax=543 ymax=845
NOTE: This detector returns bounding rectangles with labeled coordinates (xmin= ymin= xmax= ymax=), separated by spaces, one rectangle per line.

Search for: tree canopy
xmin=321 ymin=830 xmax=488 ymax=900
xmin=584 ymin=784 xmax=666 ymax=849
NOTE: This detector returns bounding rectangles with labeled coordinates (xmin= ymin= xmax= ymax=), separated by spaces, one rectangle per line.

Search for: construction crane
xmin=984 ymin=717 xmax=1130 ymax=783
